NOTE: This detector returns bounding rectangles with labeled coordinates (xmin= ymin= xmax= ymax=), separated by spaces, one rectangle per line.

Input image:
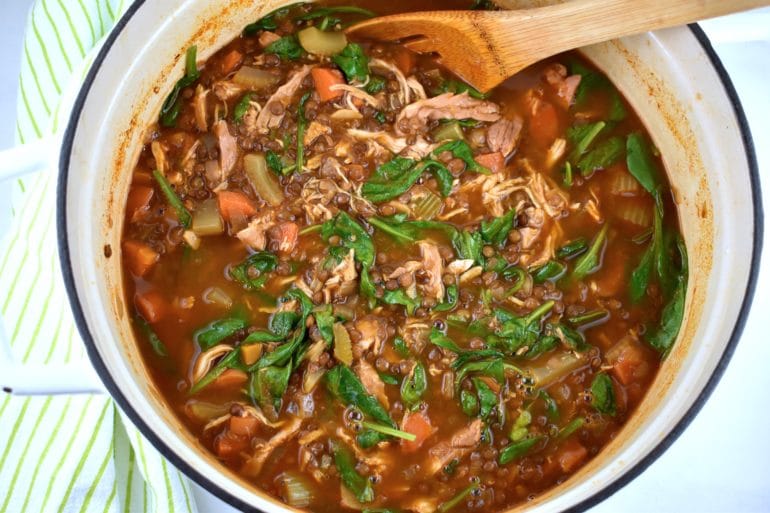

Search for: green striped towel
xmin=0 ymin=1 xmax=199 ymax=512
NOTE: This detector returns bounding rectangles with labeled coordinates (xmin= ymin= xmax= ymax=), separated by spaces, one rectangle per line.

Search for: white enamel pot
xmin=52 ymin=1 xmax=762 ymax=512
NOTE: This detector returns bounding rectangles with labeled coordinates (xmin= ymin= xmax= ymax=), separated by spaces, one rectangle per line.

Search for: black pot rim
xmin=56 ymin=4 xmax=764 ymax=512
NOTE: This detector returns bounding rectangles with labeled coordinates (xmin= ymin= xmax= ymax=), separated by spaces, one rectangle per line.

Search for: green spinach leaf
xmin=590 ymin=372 xmax=616 ymax=416
xmin=229 ymin=251 xmax=279 ymax=290
xmin=400 ymin=362 xmax=427 ymax=408
xmin=578 ymin=136 xmax=624 ymax=175
xmin=480 ymin=210 xmax=515 ymax=247
xmin=572 ymin=224 xmax=609 ymax=280
xmin=265 ymin=35 xmax=305 ymax=60
xmin=331 ymin=440 xmax=374 ymax=503
xmin=160 ymin=46 xmax=200 ymax=127
xmin=332 ymin=43 xmax=369 ymax=82
xmin=194 ymin=317 xmax=247 ymax=350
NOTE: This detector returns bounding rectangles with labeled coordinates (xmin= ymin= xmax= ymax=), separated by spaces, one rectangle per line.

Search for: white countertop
xmin=0 ymin=3 xmax=767 ymax=512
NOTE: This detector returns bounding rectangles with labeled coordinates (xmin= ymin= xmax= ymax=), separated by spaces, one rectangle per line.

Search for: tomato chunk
xmin=401 ymin=411 xmax=434 ymax=453
xmin=135 ymin=290 xmax=167 ymax=323
xmin=474 ymin=152 xmax=505 ymax=174
xmin=123 ymin=240 xmax=159 ymax=277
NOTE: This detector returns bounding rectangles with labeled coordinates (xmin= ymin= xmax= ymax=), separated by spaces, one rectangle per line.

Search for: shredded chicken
xmin=546 ymin=138 xmax=567 ymax=169
xmin=396 ymin=92 xmax=500 ymax=134
xmin=304 ymin=121 xmax=331 ymax=146
xmin=371 ymin=58 xmax=411 ymax=105
xmin=236 ymin=213 xmax=274 ymax=250
xmin=241 ymin=416 xmax=303 ymax=477
xmin=214 ymin=119 xmax=238 ymax=180
xmin=323 ymin=249 xmax=358 ymax=303
xmin=258 ymin=30 xmax=280 ymax=48
xmin=446 ymin=259 xmax=474 ymax=275
xmin=347 ymin=129 xmax=436 ymax=160
xmin=425 ymin=418 xmax=483 ymax=475
xmin=255 ymin=65 xmax=313 ymax=133
xmin=330 ymin=83 xmax=382 ymax=108
xmin=353 ymin=316 xmax=388 ymax=358
xmin=193 ymin=85 xmax=209 ymax=132
xmin=212 ymin=80 xmax=243 ymax=101
xmin=419 ymin=241 xmax=445 ymax=302
xmin=270 ymin=221 xmax=298 ymax=254
xmin=406 ymin=77 xmax=427 ymax=101
xmin=150 ymin=141 xmax=167 ymax=174
xmin=355 ymin=360 xmax=389 ymax=409
xmin=487 ymin=116 xmax=523 ymax=157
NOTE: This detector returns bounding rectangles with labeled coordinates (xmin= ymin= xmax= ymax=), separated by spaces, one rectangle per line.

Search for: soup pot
xmin=44 ymin=0 xmax=763 ymax=511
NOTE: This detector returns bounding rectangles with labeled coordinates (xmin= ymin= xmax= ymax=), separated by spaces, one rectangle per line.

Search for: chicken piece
xmin=543 ymin=63 xmax=582 ymax=108
xmin=255 ymin=65 xmax=313 ymax=133
xmin=236 ymin=214 xmax=273 ymax=250
xmin=212 ymin=80 xmax=243 ymax=101
xmin=425 ymin=419 xmax=483 ymax=475
xmin=214 ymin=120 xmax=238 ymax=180
xmin=304 ymin=121 xmax=331 ymax=146
xmin=150 ymin=141 xmax=167 ymax=174
xmin=486 ymin=116 xmax=523 ymax=157
xmin=193 ymin=85 xmax=209 ymax=132
xmin=240 ymin=416 xmax=303 ymax=477
xmin=323 ymin=249 xmax=358 ymax=303
xmin=258 ymin=30 xmax=280 ymax=48
xmin=418 ymin=241 xmax=445 ymax=302
xmin=371 ymin=57 xmax=412 ymax=104
xmin=331 ymin=84 xmax=382 ymax=108
xmin=269 ymin=221 xmax=298 ymax=255
xmin=446 ymin=259 xmax=474 ymax=275
xmin=396 ymin=92 xmax=500 ymax=135
xmin=355 ymin=360 xmax=389 ymax=409
xmin=353 ymin=316 xmax=388 ymax=358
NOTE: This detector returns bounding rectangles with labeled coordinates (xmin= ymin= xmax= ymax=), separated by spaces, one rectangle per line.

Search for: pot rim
xmin=55 ymin=2 xmax=764 ymax=511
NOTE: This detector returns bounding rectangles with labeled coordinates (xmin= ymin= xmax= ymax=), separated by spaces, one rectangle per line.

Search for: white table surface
xmin=0 ymin=3 xmax=768 ymax=512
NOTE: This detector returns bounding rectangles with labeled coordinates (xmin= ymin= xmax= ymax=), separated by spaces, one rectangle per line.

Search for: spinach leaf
xmin=531 ymin=260 xmax=566 ymax=283
xmin=296 ymin=91 xmax=311 ymax=172
xmin=400 ymin=362 xmax=427 ymax=408
xmin=578 ymin=136 xmax=624 ymax=175
xmin=332 ymin=43 xmax=369 ymax=82
xmin=626 ymin=133 xmax=660 ymax=195
xmin=152 ymin=169 xmax=192 ymax=228
xmin=314 ymin=305 xmax=335 ymax=344
xmin=480 ymin=210 xmax=515 ymax=247
xmin=437 ymin=481 xmax=480 ymax=513
xmin=233 ymin=93 xmax=254 ymax=124
xmin=430 ymin=160 xmax=455 ymax=197
xmin=361 ymin=157 xmax=418 ymax=203
xmin=590 ymin=372 xmax=616 ymax=416
xmin=190 ymin=348 xmax=242 ymax=393
xmin=557 ymin=237 xmax=588 ymax=259
xmin=194 ymin=317 xmax=247 ymax=350
xmin=572 ymin=223 xmax=609 ymax=280
xmin=559 ymin=416 xmax=585 ymax=440
xmin=562 ymin=161 xmax=573 ymax=188
xmin=435 ymin=78 xmax=488 ymax=100
xmin=137 ymin=317 xmax=168 ymax=357
xmin=393 ymin=336 xmax=410 ymax=357
xmin=326 ymin=365 xmax=395 ymax=428
xmin=629 ymin=242 xmax=654 ymax=303
xmin=454 ymin=359 xmax=505 ymax=388
xmin=265 ymin=35 xmax=305 ymax=61
xmin=265 ymin=150 xmax=284 ymax=174
xmin=321 ymin=212 xmax=374 ymax=267
xmin=495 ymin=301 xmax=554 ymax=354
xmin=646 ymin=237 xmax=687 ymax=355
xmin=229 ymin=251 xmax=279 ymax=290
xmin=460 ymin=389 xmax=479 ymax=416
xmin=570 ymin=60 xmax=627 ymax=121
xmin=433 ymin=140 xmax=490 ymax=175
xmin=472 ymin=378 xmax=497 ymax=421
xmin=539 ymin=390 xmax=559 ymax=421
xmin=250 ymin=363 xmax=292 ymax=410
xmin=567 ymin=121 xmax=606 ymax=161
xmin=379 ymin=373 xmax=399 ymax=386
xmin=296 ymin=6 xmax=375 ymax=22
xmin=382 ymin=289 xmax=421 ymax=316
xmin=243 ymin=3 xmax=302 ymax=35
xmin=567 ymin=309 xmax=609 ymax=326
xmin=452 ymin=229 xmax=483 ymax=264
xmin=498 ymin=436 xmax=542 ymax=465
xmin=433 ymin=284 xmax=458 ymax=312
xmin=367 ymin=214 xmax=419 ymax=243
xmin=364 ymin=75 xmax=387 ymax=94
xmin=523 ymin=335 xmax=559 ymax=359
xmin=331 ymin=440 xmax=374 ymax=503
xmin=549 ymin=323 xmax=587 ymax=351
xmin=160 ymin=46 xmax=200 ymax=127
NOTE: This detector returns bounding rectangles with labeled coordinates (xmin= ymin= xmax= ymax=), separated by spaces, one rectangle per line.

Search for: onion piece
xmin=232 ymin=66 xmax=280 ymax=91
xmin=297 ymin=26 xmax=347 ymax=56
xmin=332 ymin=322 xmax=353 ymax=366
xmin=191 ymin=198 xmax=224 ymax=236
xmin=530 ymin=351 xmax=587 ymax=388
xmin=202 ymin=286 xmax=233 ymax=308
xmin=279 ymin=471 xmax=315 ymax=508
xmin=243 ymin=152 xmax=284 ymax=206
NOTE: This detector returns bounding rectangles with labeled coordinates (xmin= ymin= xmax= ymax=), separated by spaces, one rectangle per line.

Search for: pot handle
xmin=0 ymin=138 xmax=105 ymax=395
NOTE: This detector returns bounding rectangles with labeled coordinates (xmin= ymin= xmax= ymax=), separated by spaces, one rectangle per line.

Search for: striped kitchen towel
xmin=0 ymin=1 xmax=199 ymax=512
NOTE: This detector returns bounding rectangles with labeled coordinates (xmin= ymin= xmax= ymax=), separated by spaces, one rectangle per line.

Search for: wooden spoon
xmin=346 ymin=0 xmax=770 ymax=92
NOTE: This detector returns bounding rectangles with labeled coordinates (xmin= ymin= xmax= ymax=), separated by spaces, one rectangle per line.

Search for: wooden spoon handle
xmin=490 ymin=0 xmax=770 ymax=70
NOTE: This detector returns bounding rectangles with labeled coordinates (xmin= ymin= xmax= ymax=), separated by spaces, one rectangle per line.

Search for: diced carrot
xmin=217 ymin=191 xmax=257 ymax=222
xmin=529 ymin=100 xmax=560 ymax=146
xmin=610 ymin=341 xmax=648 ymax=386
xmin=393 ymin=48 xmax=417 ymax=75
xmin=214 ymin=432 xmax=249 ymax=459
xmin=210 ymin=368 xmax=249 ymax=390
xmin=240 ymin=344 xmax=263 ymax=366
xmin=401 ymin=411 xmax=434 ymax=453
xmin=221 ymin=49 xmax=243 ymax=75
xmin=474 ymin=152 xmax=505 ymax=173
xmin=123 ymin=240 xmax=159 ymax=277
xmin=311 ymin=68 xmax=345 ymax=102
xmin=229 ymin=415 xmax=260 ymax=437
xmin=557 ymin=440 xmax=588 ymax=473
xmin=135 ymin=289 xmax=167 ymax=323
xmin=126 ymin=185 xmax=154 ymax=222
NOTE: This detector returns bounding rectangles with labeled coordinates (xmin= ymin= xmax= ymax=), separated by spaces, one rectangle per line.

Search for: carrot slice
xmin=210 ymin=368 xmax=249 ymax=390
xmin=214 ymin=432 xmax=249 ymax=459
xmin=123 ymin=240 xmax=159 ymax=277
xmin=401 ymin=411 xmax=433 ymax=453
xmin=217 ymin=191 xmax=257 ymax=222
xmin=311 ymin=68 xmax=345 ymax=102
xmin=229 ymin=415 xmax=260 ymax=437
xmin=393 ymin=48 xmax=417 ymax=75
xmin=135 ymin=290 xmax=167 ymax=323
xmin=610 ymin=342 xmax=647 ymax=386
xmin=221 ymin=49 xmax=243 ymax=75
xmin=557 ymin=440 xmax=588 ymax=472
xmin=474 ymin=152 xmax=505 ymax=174
xmin=529 ymin=100 xmax=560 ymax=146
xmin=126 ymin=185 xmax=154 ymax=222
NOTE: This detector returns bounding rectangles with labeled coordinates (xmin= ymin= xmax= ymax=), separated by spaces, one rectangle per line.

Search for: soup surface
xmin=121 ymin=1 xmax=688 ymax=511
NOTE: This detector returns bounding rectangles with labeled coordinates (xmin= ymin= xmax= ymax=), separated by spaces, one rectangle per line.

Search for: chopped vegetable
xmin=331 ymin=440 xmax=374 ymax=503
xmin=137 ymin=317 xmax=168 ymax=357
xmin=572 ymin=223 xmax=609 ymax=279
xmin=191 ymin=198 xmax=224 ymax=236
xmin=590 ymin=372 xmax=617 ymax=416
xmin=123 ymin=240 xmax=159 ymax=277
xmin=311 ymin=67 xmax=345 ymax=102
xmin=232 ymin=67 xmax=280 ymax=91
xmin=279 ymin=471 xmax=314 ymax=508
xmin=578 ymin=136 xmax=624 ymax=175
xmin=297 ymin=26 xmax=348 ymax=56
xmin=332 ymin=322 xmax=353 ymax=365
xmin=152 ymin=169 xmax=191 ymax=228
xmin=243 ymin=153 xmax=284 ymax=206
xmin=480 ymin=210 xmax=515 ymax=247
xmin=229 ymin=251 xmax=278 ymax=290
xmin=498 ymin=436 xmax=541 ymax=465
xmin=265 ymin=35 xmax=305 ymax=60
xmin=160 ymin=46 xmax=200 ymax=127
xmin=400 ymin=362 xmax=427 ymax=408
xmin=195 ymin=317 xmax=247 ymax=350
xmin=332 ymin=43 xmax=369 ymax=82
